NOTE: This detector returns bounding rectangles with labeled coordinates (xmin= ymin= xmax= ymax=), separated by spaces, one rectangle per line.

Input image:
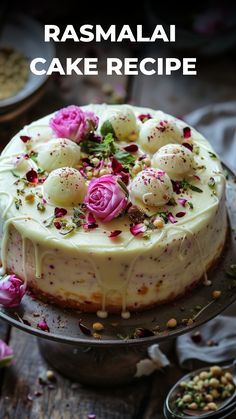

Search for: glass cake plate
xmin=0 ymin=163 xmax=235 ymax=385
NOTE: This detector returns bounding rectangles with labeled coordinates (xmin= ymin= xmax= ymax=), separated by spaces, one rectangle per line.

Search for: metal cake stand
xmin=0 ymin=165 xmax=236 ymax=386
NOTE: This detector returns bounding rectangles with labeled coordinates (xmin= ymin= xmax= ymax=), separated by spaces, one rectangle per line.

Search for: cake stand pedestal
xmin=0 ymin=165 xmax=236 ymax=386
xmin=37 ymin=337 xmax=165 ymax=386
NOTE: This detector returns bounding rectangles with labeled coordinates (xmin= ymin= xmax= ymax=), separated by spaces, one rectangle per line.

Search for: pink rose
xmin=84 ymin=175 xmax=128 ymax=222
xmin=49 ymin=105 xmax=99 ymax=143
xmin=0 ymin=340 xmax=13 ymax=367
xmin=0 ymin=275 xmax=26 ymax=308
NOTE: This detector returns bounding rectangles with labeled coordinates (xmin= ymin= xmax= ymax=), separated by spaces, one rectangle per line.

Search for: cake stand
xmin=0 ymin=164 xmax=236 ymax=386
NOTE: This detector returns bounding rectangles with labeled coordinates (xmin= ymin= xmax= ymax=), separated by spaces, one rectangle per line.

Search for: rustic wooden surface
xmin=0 ymin=42 xmax=236 ymax=418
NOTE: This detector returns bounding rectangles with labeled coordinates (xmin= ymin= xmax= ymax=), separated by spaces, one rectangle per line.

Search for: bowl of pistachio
xmin=0 ymin=13 xmax=55 ymax=112
xmin=164 ymin=363 xmax=236 ymax=418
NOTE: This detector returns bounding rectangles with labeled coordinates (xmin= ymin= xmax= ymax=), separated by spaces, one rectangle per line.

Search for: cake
xmin=0 ymin=104 xmax=227 ymax=318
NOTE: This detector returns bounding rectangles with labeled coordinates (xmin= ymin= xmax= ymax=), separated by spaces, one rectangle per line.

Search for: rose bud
xmin=0 ymin=275 xmax=26 ymax=308
xmin=0 ymin=339 xmax=14 ymax=367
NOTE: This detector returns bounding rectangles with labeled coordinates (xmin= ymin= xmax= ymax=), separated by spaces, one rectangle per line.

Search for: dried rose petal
xmin=171 ymin=180 xmax=181 ymax=194
xmin=89 ymin=133 xmax=101 ymax=143
xmin=120 ymin=171 xmax=130 ymax=185
xmin=26 ymin=169 xmax=38 ymax=184
xmin=123 ymin=144 xmax=138 ymax=152
xmin=20 ymin=135 xmax=31 ymax=143
xmin=54 ymin=207 xmax=67 ymax=218
xmin=138 ymin=114 xmax=152 ymax=123
xmin=83 ymin=212 xmax=98 ymax=230
xmin=178 ymin=198 xmax=187 ymax=207
xmin=130 ymin=223 xmax=147 ymax=236
xmin=182 ymin=142 xmax=193 ymax=151
xmin=109 ymin=230 xmax=122 ymax=238
xmin=134 ymin=328 xmax=154 ymax=338
xmin=87 ymin=212 xmax=96 ymax=225
xmin=37 ymin=320 xmax=50 ymax=332
xmin=176 ymin=212 xmax=186 ymax=218
xmin=193 ymin=175 xmax=201 ymax=181
xmin=138 ymin=154 xmax=147 ymax=161
xmin=83 ymin=223 xmax=98 ymax=230
xmin=183 ymin=127 xmax=191 ymax=139
xmin=54 ymin=221 xmax=62 ymax=230
xmin=111 ymin=158 xmax=123 ymax=174
xmin=81 ymin=157 xmax=90 ymax=165
xmin=78 ymin=319 xmax=91 ymax=336
xmin=168 ymin=213 xmax=177 ymax=223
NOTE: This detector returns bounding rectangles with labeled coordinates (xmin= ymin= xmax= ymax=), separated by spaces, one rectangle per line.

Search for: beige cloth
xmin=176 ymin=102 xmax=236 ymax=369
xmin=185 ymin=101 xmax=236 ymax=171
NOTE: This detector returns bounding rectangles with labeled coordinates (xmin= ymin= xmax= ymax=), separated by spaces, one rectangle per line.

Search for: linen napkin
xmin=176 ymin=101 xmax=236 ymax=369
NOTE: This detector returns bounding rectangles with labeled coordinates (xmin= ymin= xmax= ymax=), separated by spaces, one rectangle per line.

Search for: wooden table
xmin=0 ymin=44 xmax=236 ymax=418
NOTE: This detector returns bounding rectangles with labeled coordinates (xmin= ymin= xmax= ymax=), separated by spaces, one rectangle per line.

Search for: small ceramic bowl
xmin=0 ymin=13 xmax=55 ymax=113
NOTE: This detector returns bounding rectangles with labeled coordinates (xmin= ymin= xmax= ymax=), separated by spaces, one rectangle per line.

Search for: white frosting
xmin=130 ymin=168 xmax=173 ymax=207
xmin=100 ymin=105 xmax=138 ymax=140
xmin=37 ymin=138 xmax=81 ymax=172
xmin=44 ymin=167 xmax=87 ymax=206
xmin=138 ymin=117 xmax=190 ymax=154
xmin=152 ymin=144 xmax=194 ymax=178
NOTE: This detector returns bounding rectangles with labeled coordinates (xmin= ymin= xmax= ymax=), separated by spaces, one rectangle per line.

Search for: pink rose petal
xmin=54 ymin=221 xmax=62 ymax=230
xmin=138 ymin=114 xmax=152 ymax=123
xmin=130 ymin=223 xmax=147 ymax=236
xmin=168 ymin=213 xmax=177 ymax=224
xmin=176 ymin=212 xmax=186 ymax=218
xmin=182 ymin=142 xmax=193 ymax=151
xmin=120 ymin=171 xmax=130 ymax=185
xmin=123 ymin=144 xmax=138 ymax=152
xmin=26 ymin=169 xmax=38 ymax=184
xmin=112 ymin=158 xmax=123 ymax=174
xmin=54 ymin=207 xmax=67 ymax=218
xmin=109 ymin=230 xmax=122 ymax=238
xmin=178 ymin=198 xmax=187 ymax=207
xmin=37 ymin=320 xmax=50 ymax=332
xmin=183 ymin=127 xmax=191 ymax=139
xmin=20 ymin=135 xmax=31 ymax=143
